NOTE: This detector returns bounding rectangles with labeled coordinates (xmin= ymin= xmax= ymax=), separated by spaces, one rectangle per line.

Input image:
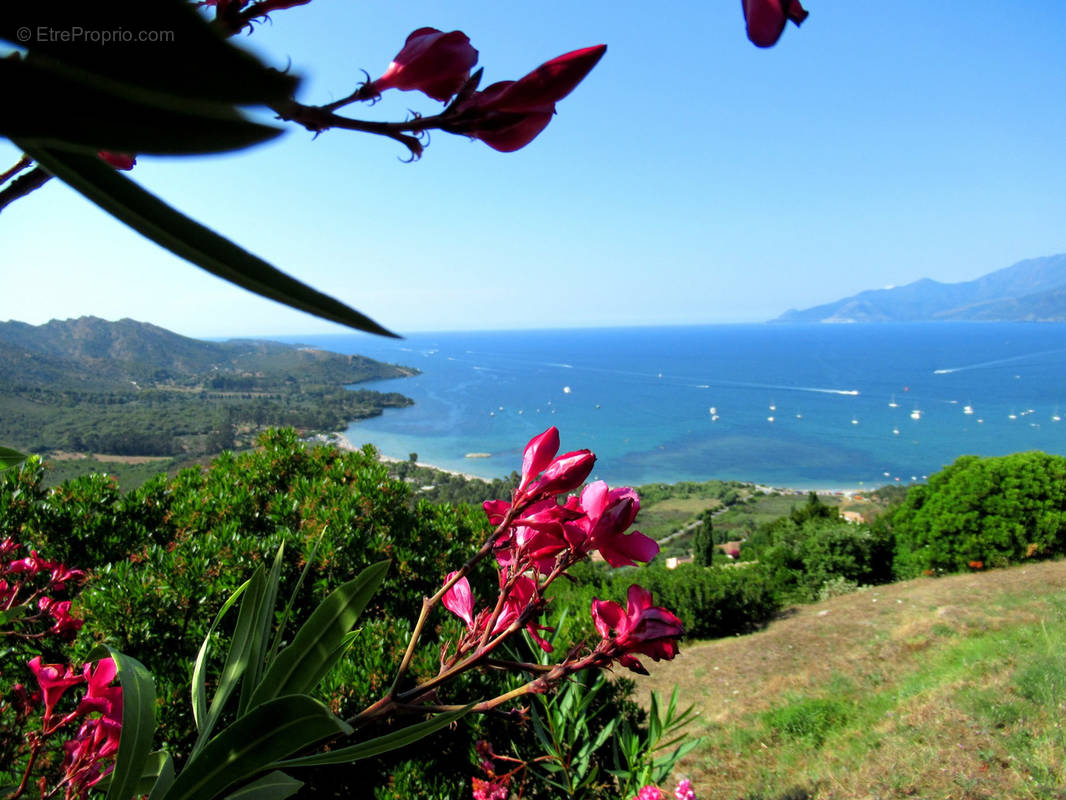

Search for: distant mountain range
xmin=772 ymin=253 xmax=1066 ymax=323
xmin=0 ymin=316 xmax=414 ymax=389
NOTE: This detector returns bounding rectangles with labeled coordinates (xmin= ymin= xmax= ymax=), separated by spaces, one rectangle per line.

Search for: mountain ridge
xmin=0 ymin=316 xmax=417 ymax=459
xmin=0 ymin=316 xmax=415 ymax=388
xmin=772 ymin=253 xmax=1066 ymax=323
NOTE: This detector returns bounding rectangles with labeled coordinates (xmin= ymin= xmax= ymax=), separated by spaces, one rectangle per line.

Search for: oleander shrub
xmin=2 ymin=430 xmax=497 ymax=771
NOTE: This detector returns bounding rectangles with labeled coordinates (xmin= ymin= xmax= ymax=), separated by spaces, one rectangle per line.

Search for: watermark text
xmin=17 ymin=26 xmax=176 ymax=45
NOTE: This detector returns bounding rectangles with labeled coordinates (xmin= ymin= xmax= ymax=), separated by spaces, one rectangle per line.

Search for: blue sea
xmin=277 ymin=324 xmax=1066 ymax=490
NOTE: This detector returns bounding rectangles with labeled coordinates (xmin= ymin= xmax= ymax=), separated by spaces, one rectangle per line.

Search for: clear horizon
xmin=5 ymin=1 xmax=1066 ymax=339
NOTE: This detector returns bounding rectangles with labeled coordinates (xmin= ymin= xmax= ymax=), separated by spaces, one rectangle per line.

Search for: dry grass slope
xmin=637 ymin=560 xmax=1066 ymax=800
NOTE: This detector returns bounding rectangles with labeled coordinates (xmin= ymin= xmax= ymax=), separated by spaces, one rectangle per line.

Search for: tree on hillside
xmin=891 ymin=451 xmax=1066 ymax=577
xmin=693 ymin=510 xmax=716 ymax=566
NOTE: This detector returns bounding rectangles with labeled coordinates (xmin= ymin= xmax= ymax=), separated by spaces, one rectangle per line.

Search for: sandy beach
xmin=313 ymin=433 xmax=865 ymax=494
xmin=320 ymin=432 xmax=492 ymax=483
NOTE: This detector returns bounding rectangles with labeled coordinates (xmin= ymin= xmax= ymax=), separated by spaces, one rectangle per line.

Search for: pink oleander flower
xmin=494 ymin=497 xmax=577 ymax=574
xmin=498 ymin=572 xmax=553 ymax=652
xmin=591 ymin=584 xmax=683 ymax=675
xmin=525 ymin=448 xmax=596 ymax=498
xmin=742 ymin=0 xmax=809 ymax=48
xmin=46 ymin=599 xmax=84 ymax=639
xmin=6 ymin=550 xmax=53 ymax=576
xmin=471 ymin=776 xmax=509 ymax=800
xmin=635 ymin=786 xmax=664 ymax=800
xmin=61 ymin=715 xmax=122 ymax=798
xmin=520 ymin=426 xmax=560 ymax=490
xmin=28 ymin=657 xmax=85 ymax=726
xmin=442 ymin=571 xmax=551 ymax=650
xmin=446 ymin=44 xmax=606 ymax=152
xmin=97 ymin=152 xmax=136 ymax=170
xmin=443 ymin=571 xmax=475 ymax=631
xmin=515 ymin=427 xmax=596 ymax=500
xmin=49 ymin=564 xmax=87 ymax=592
xmin=366 ymin=27 xmax=479 ymax=102
xmin=76 ymin=659 xmax=122 ymax=723
xmin=675 ymin=778 xmax=697 ymax=800
xmin=565 ymin=481 xmax=658 ymax=567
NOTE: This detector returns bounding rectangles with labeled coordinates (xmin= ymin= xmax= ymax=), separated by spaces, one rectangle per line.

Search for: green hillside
xmin=0 ymin=316 xmax=418 ymax=466
xmin=638 ymin=560 xmax=1066 ymax=799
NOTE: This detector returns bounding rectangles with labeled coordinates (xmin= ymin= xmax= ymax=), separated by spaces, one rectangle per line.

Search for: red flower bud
xmin=98 ymin=152 xmax=136 ymax=170
xmin=442 ymin=572 xmax=475 ymax=631
xmin=520 ymin=426 xmax=560 ymax=490
xmin=742 ymin=0 xmax=809 ymax=48
xmin=525 ymin=449 xmax=595 ymax=497
xmin=446 ymin=45 xmax=606 ymax=152
xmin=368 ymin=28 xmax=479 ymax=102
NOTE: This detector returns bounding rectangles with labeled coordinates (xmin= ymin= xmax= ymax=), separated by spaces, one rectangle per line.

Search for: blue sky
xmin=3 ymin=0 xmax=1065 ymax=338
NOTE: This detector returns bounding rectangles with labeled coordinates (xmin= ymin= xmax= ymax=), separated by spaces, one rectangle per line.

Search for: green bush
xmin=549 ymin=561 xmax=781 ymax=643
xmin=3 ymin=430 xmax=500 ymax=792
xmin=890 ymin=452 xmax=1066 ymax=577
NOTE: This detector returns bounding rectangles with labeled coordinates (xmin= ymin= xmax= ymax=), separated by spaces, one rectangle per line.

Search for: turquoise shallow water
xmin=277 ymin=323 xmax=1066 ymax=489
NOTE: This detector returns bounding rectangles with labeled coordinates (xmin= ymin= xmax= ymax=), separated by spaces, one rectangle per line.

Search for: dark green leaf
xmin=123 ymin=751 xmax=172 ymax=798
xmin=1 ymin=0 xmax=297 ymax=105
xmin=192 ymin=576 xmax=254 ymax=736
xmin=3 ymin=60 xmax=282 ymax=156
xmin=17 ymin=145 xmax=398 ymax=337
xmin=273 ymin=706 xmax=472 ymax=768
xmin=93 ymin=647 xmax=156 ymax=800
xmin=267 ymin=530 xmax=326 ymax=667
xmin=241 ymin=544 xmax=285 ymax=714
xmin=0 ymin=606 xmax=27 ymax=626
xmin=0 ymin=446 xmax=27 ymax=471
xmin=147 ymin=752 xmax=176 ymax=800
xmin=223 ymin=771 xmax=303 ymax=800
xmin=249 ymin=560 xmax=390 ymax=707
xmin=162 ymin=695 xmax=349 ymax=800
xmin=191 ymin=566 xmax=269 ymax=759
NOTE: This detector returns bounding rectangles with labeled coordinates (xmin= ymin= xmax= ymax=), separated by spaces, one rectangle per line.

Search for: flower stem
xmin=0 ymin=168 xmax=51 ymax=213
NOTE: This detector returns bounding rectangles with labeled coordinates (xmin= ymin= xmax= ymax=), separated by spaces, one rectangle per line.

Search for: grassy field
xmin=637 ymin=560 xmax=1066 ymax=800
xmin=642 ymin=487 xmax=890 ymax=559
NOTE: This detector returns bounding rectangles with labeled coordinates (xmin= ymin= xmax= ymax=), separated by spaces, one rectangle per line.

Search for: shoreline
xmin=321 ymin=432 xmax=493 ymax=483
xmin=319 ymin=432 xmax=866 ymax=496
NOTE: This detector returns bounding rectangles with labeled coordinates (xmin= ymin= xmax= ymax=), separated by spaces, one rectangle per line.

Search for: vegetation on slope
xmin=0 ymin=317 xmax=417 ymax=465
xmin=637 ymin=561 xmax=1066 ymax=800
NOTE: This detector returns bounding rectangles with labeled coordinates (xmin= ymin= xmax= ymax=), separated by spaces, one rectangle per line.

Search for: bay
xmin=277 ymin=323 xmax=1066 ymax=490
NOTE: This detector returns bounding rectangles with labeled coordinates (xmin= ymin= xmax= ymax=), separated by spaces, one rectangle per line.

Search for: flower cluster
xmin=440 ymin=427 xmax=676 ymax=673
xmin=470 ymin=741 xmax=511 ymax=800
xmin=1 ymin=538 xmax=87 ymax=641
xmin=350 ymin=28 xmax=606 ymax=152
xmin=675 ymin=778 xmax=697 ymax=800
xmin=22 ymin=657 xmax=123 ymax=799
xmin=629 ymin=779 xmax=698 ymax=800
